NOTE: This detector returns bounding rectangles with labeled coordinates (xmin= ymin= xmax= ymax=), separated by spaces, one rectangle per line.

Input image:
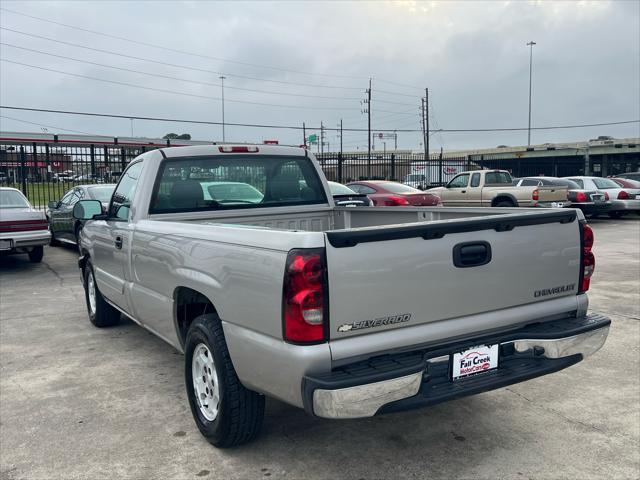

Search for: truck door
xmin=466 ymin=172 xmax=483 ymax=207
xmin=92 ymin=161 xmax=144 ymax=311
xmin=441 ymin=173 xmax=470 ymax=206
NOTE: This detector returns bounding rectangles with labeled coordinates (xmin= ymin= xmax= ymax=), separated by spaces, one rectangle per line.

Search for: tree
xmin=163 ymin=133 xmax=191 ymax=140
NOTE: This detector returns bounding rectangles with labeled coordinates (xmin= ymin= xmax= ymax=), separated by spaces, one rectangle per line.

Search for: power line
xmin=1 ymin=59 xmax=358 ymax=111
xmin=0 ymin=43 xmax=361 ymax=101
xmin=1 ymin=106 xmax=638 ymax=133
xmin=0 ymin=27 xmax=365 ymax=92
xmin=0 ymin=114 xmax=95 ymax=135
xmin=0 ymin=6 xmax=367 ymax=81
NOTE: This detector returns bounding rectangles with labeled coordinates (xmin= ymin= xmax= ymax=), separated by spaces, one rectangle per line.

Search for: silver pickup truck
xmin=73 ymin=145 xmax=610 ymax=447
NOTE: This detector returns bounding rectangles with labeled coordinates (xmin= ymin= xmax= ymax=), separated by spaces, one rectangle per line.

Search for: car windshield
xmin=380 ymin=182 xmax=421 ymax=194
xmin=592 ymin=178 xmax=620 ymax=189
xmin=0 ymin=190 xmax=30 ymax=208
xmin=203 ymin=182 xmax=264 ymax=202
xmin=88 ymin=186 xmax=116 ymax=202
xmin=329 ymin=182 xmax=357 ymax=195
xmin=150 ymin=155 xmax=327 ymax=213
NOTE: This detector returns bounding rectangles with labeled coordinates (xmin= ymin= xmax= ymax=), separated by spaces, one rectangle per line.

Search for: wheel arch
xmin=173 ymin=286 xmax=218 ymax=349
xmin=491 ymin=194 xmax=518 ymax=207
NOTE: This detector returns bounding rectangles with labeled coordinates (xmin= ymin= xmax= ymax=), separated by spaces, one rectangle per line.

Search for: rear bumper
xmin=0 ymin=230 xmax=50 ymax=251
xmin=609 ymin=199 xmax=640 ymax=212
xmin=303 ymin=313 xmax=610 ymax=419
xmin=572 ymin=202 xmax=612 ymax=214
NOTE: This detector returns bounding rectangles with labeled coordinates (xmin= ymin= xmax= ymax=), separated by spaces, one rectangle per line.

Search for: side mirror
xmin=73 ymin=200 xmax=103 ymax=220
xmin=48 ymin=200 xmax=59 ymax=209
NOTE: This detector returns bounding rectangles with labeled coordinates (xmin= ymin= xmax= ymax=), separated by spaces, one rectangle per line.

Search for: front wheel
xmin=185 ymin=313 xmax=264 ymax=447
xmin=28 ymin=246 xmax=43 ymax=263
xmin=494 ymin=200 xmax=515 ymax=208
xmin=83 ymin=260 xmax=120 ymax=327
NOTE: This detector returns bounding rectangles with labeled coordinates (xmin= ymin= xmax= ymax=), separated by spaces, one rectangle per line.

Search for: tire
xmin=75 ymin=223 xmax=84 ymax=253
xmin=608 ymin=211 xmax=623 ymax=219
xmin=495 ymin=200 xmax=515 ymax=208
xmin=28 ymin=246 xmax=44 ymax=263
xmin=185 ymin=313 xmax=265 ymax=448
xmin=83 ymin=260 xmax=120 ymax=327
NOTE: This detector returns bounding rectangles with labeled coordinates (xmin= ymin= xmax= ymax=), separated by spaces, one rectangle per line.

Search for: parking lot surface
xmin=1 ymin=218 xmax=639 ymax=480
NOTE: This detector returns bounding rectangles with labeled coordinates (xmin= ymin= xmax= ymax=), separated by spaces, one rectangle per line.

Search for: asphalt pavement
xmin=1 ymin=217 xmax=638 ymax=480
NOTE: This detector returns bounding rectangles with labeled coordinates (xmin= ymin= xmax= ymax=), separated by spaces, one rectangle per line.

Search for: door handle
xmin=461 ymin=190 xmax=467 ymax=193
xmin=453 ymin=241 xmax=491 ymax=268
xmin=114 ymin=235 xmax=123 ymax=249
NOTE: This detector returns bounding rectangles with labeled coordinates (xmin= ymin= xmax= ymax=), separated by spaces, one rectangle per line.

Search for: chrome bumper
xmin=312 ymin=322 xmax=610 ymax=419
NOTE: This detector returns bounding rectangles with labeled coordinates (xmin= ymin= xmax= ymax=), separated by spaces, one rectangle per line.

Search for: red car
xmin=346 ymin=180 xmax=442 ymax=206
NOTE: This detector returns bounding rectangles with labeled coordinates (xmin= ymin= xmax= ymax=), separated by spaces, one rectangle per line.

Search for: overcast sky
xmin=1 ymin=0 xmax=639 ymax=151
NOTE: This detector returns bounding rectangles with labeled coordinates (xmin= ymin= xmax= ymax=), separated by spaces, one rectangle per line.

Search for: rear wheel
xmin=83 ymin=260 xmax=120 ymax=327
xmin=185 ymin=313 xmax=265 ymax=447
xmin=28 ymin=246 xmax=43 ymax=263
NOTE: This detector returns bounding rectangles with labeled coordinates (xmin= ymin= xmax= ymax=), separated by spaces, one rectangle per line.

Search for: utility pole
xmin=421 ymin=97 xmax=427 ymax=160
xmin=339 ymin=119 xmax=343 ymax=154
xmin=367 ymin=78 xmax=372 ymax=177
xmin=219 ymin=76 xmax=226 ymax=142
xmin=303 ymin=122 xmax=306 ymax=148
xmin=394 ymin=130 xmax=397 ymax=151
xmin=526 ymin=41 xmax=536 ymax=146
xmin=425 ymin=88 xmax=430 ymax=160
xmin=320 ymin=121 xmax=325 ymax=156
xmin=130 ymin=118 xmax=134 ymax=137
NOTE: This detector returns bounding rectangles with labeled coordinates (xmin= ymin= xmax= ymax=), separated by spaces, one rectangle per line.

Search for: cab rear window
xmin=150 ymin=155 xmax=328 ymax=214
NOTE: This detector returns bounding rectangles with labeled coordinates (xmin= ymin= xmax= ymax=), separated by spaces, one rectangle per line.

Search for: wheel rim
xmin=192 ymin=343 xmax=220 ymax=421
xmin=87 ymin=272 xmax=97 ymax=316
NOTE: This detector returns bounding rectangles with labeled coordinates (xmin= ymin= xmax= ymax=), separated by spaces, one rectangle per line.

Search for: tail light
xmin=575 ymin=192 xmax=587 ymax=202
xmin=532 ymin=189 xmax=539 ymax=201
xmin=604 ymin=192 xmax=609 ymax=200
xmin=218 ymin=146 xmax=259 ymax=153
xmin=617 ymin=190 xmax=630 ymax=200
xmin=579 ymin=222 xmax=595 ymax=293
xmin=0 ymin=219 xmax=49 ymax=233
xmin=386 ymin=196 xmax=410 ymax=206
xmin=283 ymin=248 xmax=327 ymax=343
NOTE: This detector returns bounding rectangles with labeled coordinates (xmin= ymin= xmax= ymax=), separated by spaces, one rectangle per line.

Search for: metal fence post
xmin=337 ymin=153 xmax=343 ymax=183
xmin=390 ymin=153 xmax=395 ymax=181
xmin=19 ymin=146 xmax=27 ymax=195
xmin=438 ymin=150 xmax=443 ymax=185
xmin=90 ymin=144 xmax=96 ymax=177
xmin=120 ymin=148 xmax=126 ymax=171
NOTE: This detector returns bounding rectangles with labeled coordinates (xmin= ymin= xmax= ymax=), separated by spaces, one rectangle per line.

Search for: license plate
xmin=551 ymin=202 xmax=564 ymax=208
xmin=0 ymin=239 xmax=13 ymax=251
xmin=452 ymin=344 xmax=499 ymax=380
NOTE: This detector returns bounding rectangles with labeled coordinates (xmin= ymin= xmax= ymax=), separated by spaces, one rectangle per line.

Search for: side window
xmin=520 ymin=179 xmax=539 ymax=186
xmin=448 ymin=174 xmax=470 ymax=188
xmin=68 ymin=189 xmax=83 ymax=206
xmin=470 ymin=173 xmax=481 ymax=187
xmin=569 ymin=178 xmax=584 ymax=189
xmin=109 ymin=162 xmax=144 ymax=220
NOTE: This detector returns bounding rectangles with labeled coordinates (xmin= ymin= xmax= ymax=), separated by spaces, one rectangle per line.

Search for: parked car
xmin=72 ymin=144 xmax=609 ymax=447
xmin=565 ymin=176 xmax=640 ymax=218
xmin=347 ymin=180 xmax=441 ymax=206
xmin=614 ymin=172 xmax=640 ymax=182
xmin=515 ymin=177 xmax=611 ymax=217
xmin=328 ymin=181 xmax=372 ymax=207
xmin=429 ymin=170 xmax=568 ymax=208
xmin=610 ymin=177 xmax=640 ymax=193
xmin=0 ymin=187 xmax=50 ymax=262
xmin=47 ymin=184 xmax=116 ymax=247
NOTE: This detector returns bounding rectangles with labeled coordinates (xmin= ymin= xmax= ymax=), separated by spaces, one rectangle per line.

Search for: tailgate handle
xmin=453 ymin=241 xmax=491 ymax=268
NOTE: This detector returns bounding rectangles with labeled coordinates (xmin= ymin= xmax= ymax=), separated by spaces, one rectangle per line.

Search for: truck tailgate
xmin=324 ymin=210 xmax=580 ymax=339
xmin=537 ymin=186 xmax=568 ymax=203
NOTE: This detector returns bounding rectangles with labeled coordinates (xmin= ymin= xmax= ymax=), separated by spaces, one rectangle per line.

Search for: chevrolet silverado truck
xmin=429 ymin=169 xmax=569 ymax=208
xmin=72 ymin=145 xmax=610 ymax=447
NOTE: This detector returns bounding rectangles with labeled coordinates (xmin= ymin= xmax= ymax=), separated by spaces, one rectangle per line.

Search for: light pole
xmin=526 ymin=41 xmax=536 ymax=146
xmin=219 ymin=76 xmax=226 ymax=142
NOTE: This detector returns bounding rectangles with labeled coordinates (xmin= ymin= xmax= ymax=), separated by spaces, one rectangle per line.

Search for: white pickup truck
xmin=73 ymin=145 xmax=610 ymax=447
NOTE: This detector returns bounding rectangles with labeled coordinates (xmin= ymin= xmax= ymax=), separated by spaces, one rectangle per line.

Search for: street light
xmin=526 ymin=41 xmax=536 ymax=146
xmin=219 ymin=76 xmax=226 ymax=142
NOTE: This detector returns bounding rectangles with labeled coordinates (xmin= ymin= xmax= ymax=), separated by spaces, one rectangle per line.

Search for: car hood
xmin=0 ymin=207 xmax=46 ymax=222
